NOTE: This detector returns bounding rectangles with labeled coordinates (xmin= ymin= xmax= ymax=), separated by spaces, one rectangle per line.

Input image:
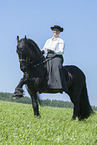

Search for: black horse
xmin=13 ymin=36 xmax=93 ymax=120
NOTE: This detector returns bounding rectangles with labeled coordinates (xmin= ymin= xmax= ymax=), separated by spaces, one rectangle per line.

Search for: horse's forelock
xmin=16 ymin=39 xmax=26 ymax=55
xmin=18 ymin=39 xmax=25 ymax=48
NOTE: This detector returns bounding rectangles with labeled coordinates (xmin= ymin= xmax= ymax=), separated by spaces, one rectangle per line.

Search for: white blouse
xmin=42 ymin=37 xmax=65 ymax=55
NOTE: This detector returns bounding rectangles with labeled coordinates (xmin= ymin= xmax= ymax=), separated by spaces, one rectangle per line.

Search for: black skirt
xmin=46 ymin=52 xmax=64 ymax=89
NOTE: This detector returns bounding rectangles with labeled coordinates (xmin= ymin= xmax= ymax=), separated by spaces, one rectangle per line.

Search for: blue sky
xmin=0 ymin=0 xmax=97 ymax=106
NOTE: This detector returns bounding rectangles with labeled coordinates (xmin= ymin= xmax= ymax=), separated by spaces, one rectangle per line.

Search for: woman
xmin=41 ymin=25 xmax=68 ymax=93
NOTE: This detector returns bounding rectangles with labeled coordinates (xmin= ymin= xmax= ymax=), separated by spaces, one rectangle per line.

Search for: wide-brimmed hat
xmin=50 ymin=25 xmax=63 ymax=32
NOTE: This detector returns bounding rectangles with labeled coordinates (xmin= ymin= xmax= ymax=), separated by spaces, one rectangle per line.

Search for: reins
xmin=19 ymin=54 xmax=47 ymax=69
xmin=18 ymin=38 xmax=58 ymax=69
xmin=19 ymin=54 xmax=56 ymax=69
xmin=19 ymin=55 xmax=43 ymax=64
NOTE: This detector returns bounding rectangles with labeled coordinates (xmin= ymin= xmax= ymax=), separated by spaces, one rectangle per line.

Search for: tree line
xmin=0 ymin=92 xmax=97 ymax=110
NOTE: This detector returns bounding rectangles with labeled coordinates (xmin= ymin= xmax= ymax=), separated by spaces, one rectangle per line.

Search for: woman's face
xmin=53 ymin=29 xmax=60 ymax=38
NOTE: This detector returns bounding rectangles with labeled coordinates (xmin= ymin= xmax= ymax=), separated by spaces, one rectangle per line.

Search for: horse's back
xmin=63 ymin=65 xmax=86 ymax=90
xmin=63 ymin=65 xmax=85 ymax=78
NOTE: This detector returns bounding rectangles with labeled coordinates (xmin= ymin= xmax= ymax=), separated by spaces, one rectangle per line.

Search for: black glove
xmin=41 ymin=50 xmax=44 ymax=54
xmin=47 ymin=50 xmax=54 ymax=54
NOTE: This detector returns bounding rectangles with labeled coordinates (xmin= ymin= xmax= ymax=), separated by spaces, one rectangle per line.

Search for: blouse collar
xmin=52 ymin=36 xmax=59 ymax=40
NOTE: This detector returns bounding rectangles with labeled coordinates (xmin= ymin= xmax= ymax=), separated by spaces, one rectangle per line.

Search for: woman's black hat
xmin=50 ymin=25 xmax=63 ymax=32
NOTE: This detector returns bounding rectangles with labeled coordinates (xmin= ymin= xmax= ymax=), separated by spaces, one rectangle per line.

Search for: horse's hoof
xmin=13 ymin=97 xmax=17 ymax=100
xmin=34 ymin=115 xmax=41 ymax=118
xmin=13 ymin=96 xmax=21 ymax=100
xmin=72 ymin=115 xmax=76 ymax=120
xmin=79 ymin=118 xmax=82 ymax=121
xmin=78 ymin=116 xmax=82 ymax=121
xmin=13 ymin=95 xmax=23 ymax=99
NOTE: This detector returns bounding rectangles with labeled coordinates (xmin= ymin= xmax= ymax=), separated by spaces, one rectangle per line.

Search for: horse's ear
xmin=25 ymin=35 xmax=27 ymax=44
xmin=25 ymin=35 xmax=26 ymax=40
xmin=17 ymin=36 xmax=19 ymax=44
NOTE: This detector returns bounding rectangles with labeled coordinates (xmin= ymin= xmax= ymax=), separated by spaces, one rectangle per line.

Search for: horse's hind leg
xmin=79 ymin=82 xmax=93 ymax=120
xmin=70 ymin=91 xmax=82 ymax=119
xmin=27 ymin=87 xmax=40 ymax=117
xmin=73 ymin=99 xmax=80 ymax=119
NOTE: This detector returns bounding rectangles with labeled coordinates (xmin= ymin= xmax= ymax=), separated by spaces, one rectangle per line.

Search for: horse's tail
xmin=79 ymin=81 xmax=93 ymax=119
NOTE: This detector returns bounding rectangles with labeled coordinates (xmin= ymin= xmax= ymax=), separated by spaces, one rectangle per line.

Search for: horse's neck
xmin=26 ymin=39 xmax=46 ymax=79
xmin=29 ymin=55 xmax=46 ymax=78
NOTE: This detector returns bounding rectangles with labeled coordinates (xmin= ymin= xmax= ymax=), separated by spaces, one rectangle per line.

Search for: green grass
xmin=0 ymin=101 xmax=97 ymax=145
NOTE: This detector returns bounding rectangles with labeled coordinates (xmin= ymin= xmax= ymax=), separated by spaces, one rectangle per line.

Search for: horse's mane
xmin=27 ymin=38 xmax=41 ymax=54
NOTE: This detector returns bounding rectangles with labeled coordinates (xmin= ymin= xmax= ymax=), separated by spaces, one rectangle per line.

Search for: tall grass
xmin=0 ymin=101 xmax=97 ymax=145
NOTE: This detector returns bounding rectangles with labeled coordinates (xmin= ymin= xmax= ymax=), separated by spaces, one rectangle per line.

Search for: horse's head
xmin=16 ymin=36 xmax=44 ymax=72
xmin=17 ymin=36 xmax=42 ymax=60
xmin=17 ymin=36 xmax=28 ymax=59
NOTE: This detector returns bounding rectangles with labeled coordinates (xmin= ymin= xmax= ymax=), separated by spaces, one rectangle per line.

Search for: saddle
xmin=39 ymin=66 xmax=73 ymax=94
xmin=61 ymin=67 xmax=73 ymax=88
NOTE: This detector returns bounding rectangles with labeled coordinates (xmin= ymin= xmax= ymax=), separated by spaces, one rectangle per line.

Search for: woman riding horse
xmin=13 ymin=34 xmax=93 ymax=120
xmin=41 ymin=25 xmax=68 ymax=93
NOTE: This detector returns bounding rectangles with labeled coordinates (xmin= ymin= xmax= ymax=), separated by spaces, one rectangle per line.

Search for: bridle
xmin=19 ymin=54 xmax=47 ymax=69
xmin=19 ymin=53 xmax=56 ymax=70
xmin=19 ymin=55 xmax=43 ymax=64
xmin=18 ymin=39 xmax=59 ymax=70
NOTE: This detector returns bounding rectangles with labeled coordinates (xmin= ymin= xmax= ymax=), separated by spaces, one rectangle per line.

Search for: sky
xmin=0 ymin=0 xmax=97 ymax=106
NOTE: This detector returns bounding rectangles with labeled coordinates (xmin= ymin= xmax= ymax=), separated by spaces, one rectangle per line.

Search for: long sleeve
xmin=55 ymin=39 xmax=65 ymax=55
xmin=41 ymin=37 xmax=65 ymax=55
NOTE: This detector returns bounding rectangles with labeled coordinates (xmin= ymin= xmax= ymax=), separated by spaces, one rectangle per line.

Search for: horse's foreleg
xmin=27 ymin=88 xmax=40 ymax=116
xmin=16 ymin=77 xmax=27 ymax=88
xmin=13 ymin=75 xmax=28 ymax=99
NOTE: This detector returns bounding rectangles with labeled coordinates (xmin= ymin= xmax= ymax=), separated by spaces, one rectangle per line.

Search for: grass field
xmin=0 ymin=101 xmax=97 ymax=145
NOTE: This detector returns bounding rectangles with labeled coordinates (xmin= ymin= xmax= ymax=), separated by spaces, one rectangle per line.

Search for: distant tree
xmin=0 ymin=92 xmax=96 ymax=110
